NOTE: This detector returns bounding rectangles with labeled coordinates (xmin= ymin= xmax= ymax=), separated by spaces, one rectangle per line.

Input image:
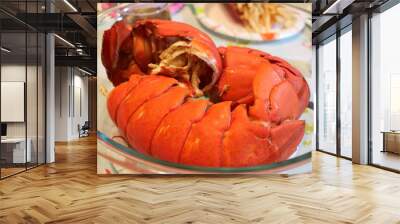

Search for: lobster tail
xmin=218 ymin=46 xmax=309 ymax=122
xmin=108 ymin=74 xmax=306 ymax=168
xmin=104 ymin=20 xmax=310 ymax=168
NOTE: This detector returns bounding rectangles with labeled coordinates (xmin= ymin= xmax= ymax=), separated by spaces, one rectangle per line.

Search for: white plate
xmin=192 ymin=3 xmax=307 ymax=42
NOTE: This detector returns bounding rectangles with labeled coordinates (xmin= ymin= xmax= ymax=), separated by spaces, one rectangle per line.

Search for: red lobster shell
xmin=104 ymin=19 xmax=309 ymax=168
xmin=102 ymin=19 xmax=222 ymax=96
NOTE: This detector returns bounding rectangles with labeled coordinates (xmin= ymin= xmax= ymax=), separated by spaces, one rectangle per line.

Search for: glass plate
xmin=97 ymin=3 xmax=313 ymax=174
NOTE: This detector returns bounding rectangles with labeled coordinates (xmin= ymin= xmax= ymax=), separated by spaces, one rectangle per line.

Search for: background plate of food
xmin=193 ymin=3 xmax=307 ymax=42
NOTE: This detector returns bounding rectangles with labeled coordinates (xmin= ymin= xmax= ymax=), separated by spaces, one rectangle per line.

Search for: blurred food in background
xmin=226 ymin=3 xmax=297 ymax=33
xmin=194 ymin=3 xmax=306 ymax=42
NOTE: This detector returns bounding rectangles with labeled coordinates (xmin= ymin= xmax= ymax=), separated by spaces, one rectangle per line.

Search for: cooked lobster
xmin=102 ymin=19 xmax=221 ymax=96
xmin=103 ymin=19 xmax=310 ymax=168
